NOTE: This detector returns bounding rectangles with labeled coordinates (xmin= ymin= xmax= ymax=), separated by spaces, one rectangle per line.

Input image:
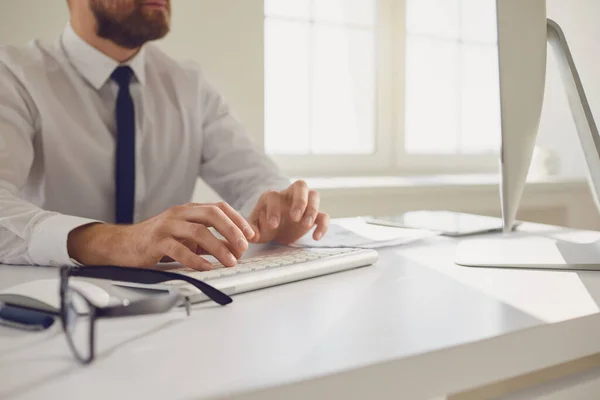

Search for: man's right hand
xmin=67 ymin=203 xmax=256 ymax=271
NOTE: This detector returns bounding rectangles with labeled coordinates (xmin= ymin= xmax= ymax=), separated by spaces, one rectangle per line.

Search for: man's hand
xmin=67 ymin=203 xmax=255 ymax=271
xmin=247 ymin=180 xmax=330 ymax=245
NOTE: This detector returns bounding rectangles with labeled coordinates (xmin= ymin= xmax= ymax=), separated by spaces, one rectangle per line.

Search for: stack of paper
xmin=293 ymin=217 xmax=439 ymax=249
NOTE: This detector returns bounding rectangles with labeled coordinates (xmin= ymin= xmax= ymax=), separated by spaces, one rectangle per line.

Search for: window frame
xmin=264 ymin=0 xmax=499 ymax=177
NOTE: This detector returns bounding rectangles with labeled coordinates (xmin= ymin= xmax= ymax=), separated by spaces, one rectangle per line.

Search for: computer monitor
xmin=455 ymin=0 xmax=600 ymax=270
xmin=497 ymin=0 xmax=547 ymax=233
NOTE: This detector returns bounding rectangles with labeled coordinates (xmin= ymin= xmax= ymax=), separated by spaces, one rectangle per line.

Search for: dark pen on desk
xmin=0 ymin=301 xmax=56 ymax=331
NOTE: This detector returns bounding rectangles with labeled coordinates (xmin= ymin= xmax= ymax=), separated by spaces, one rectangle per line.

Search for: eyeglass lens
xmin=63 ymin=288 xmax=94 ymax=363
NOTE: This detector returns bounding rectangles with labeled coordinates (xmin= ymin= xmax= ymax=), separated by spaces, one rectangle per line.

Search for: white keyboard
xmin=168 ymin=246 xmax=378 ymax=302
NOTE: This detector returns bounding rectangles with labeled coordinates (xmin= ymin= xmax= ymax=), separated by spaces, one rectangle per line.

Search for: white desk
xmin=2 ymin=224 xmax=600 ymax=400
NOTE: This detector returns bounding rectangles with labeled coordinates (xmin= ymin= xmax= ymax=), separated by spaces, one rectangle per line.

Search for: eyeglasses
xmin=0 ymin=266 xmax=232 ymax=364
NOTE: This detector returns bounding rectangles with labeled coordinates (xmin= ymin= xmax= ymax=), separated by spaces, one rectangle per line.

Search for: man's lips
xmin=143 ymin=0 xmax=168 ymax=9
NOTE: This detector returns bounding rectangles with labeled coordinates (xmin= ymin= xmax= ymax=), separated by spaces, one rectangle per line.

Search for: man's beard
xmin=90 ymin=0 xmax=170 ymax=49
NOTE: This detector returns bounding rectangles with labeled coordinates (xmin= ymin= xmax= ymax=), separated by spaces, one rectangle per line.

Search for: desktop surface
xmin=2 ymin=222 xmax=600 ymax=400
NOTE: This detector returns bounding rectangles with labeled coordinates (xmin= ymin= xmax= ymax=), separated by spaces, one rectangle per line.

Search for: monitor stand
xmin=455 ymin=19 xmax=600 ymax=271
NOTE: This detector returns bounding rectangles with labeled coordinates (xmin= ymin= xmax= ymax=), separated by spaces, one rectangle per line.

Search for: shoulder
xmin=0 ymin=41 xmax=57 ymax=109
xmin=144 ymin=44 xmax=208 ymax=82
xmin=143 ymin=44 xmax=215 ymax=97
xmin=0 ymin=40 xmax=60 ymax=79
xmin=0 ymin=39 xmax=64 ymax=119
xmin=0 ymin=41 xmax=55 ymax=127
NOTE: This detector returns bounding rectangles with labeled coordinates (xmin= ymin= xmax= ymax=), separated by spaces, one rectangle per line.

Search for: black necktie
xmin=111 ymin=66 xmax=135 ymax=224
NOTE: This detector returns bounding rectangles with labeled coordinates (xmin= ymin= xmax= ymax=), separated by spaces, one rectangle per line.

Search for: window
xmin=265 ymin=0 xmax=378 ymax=156
xmin=405 ymin=0 xmax=500 ymax=155
xmin=265 ymin=0 xmax=500 ymax=175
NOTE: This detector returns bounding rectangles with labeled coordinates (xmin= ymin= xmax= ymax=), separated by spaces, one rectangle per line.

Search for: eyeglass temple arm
xmin=93 ymin=294 xmax=191 ymax=319
xmin=68 ymin=266 xmax=233 ymax=306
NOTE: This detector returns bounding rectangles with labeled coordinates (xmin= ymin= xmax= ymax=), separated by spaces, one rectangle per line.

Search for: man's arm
xmin=0 ymin=60 xmax=253 ymax=269
xmin=198 ymin=75 xmax=291 ymax=217
xmin=0 ymin=62 xmax=97 ymax=266
xmin=196 ymin=71 xmax=329 ymax=244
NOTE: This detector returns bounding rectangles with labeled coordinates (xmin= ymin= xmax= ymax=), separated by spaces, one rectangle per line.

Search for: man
xmin=0 ymin=0 xmax=329 ymax=270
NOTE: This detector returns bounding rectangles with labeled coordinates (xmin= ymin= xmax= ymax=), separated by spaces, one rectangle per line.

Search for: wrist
xmin=67 ymin=223 xmax=122 ymax=266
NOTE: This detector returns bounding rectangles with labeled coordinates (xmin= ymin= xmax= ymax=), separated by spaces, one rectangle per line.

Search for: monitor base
xmin=455 ymin=235 xmax=600 ymax=272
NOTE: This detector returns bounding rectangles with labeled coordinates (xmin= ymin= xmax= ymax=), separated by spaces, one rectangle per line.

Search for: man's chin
xmin=144 ymin=18 xmax=171 ymax=36
xmin=139 ymin=21 xmax=171 ymax=41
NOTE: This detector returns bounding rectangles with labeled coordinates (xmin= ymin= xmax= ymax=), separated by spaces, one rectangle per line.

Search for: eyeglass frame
xmin=0 ymin=265 xmax=233 ymax=364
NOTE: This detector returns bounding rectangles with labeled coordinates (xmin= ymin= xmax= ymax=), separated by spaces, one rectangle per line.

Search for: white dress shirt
xmin=0 ymin=23 xmax=289 ymax=267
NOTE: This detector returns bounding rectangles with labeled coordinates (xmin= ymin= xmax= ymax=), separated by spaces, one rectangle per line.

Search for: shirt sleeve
xmin=197 ymin=72 xmax=291 ymax=218
xmin=0 ymin=61 xmax=97 ymax=266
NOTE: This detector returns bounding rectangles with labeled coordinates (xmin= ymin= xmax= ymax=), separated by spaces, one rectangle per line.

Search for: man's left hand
xmin=248 ymin=181 xmax=330 ymax=245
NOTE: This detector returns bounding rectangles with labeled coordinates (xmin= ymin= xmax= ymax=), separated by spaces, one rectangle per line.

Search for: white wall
xmin=538 ymin=0 xmax=600 ymax=177
xmin=0 ymin=0 xmax=68 ymax=45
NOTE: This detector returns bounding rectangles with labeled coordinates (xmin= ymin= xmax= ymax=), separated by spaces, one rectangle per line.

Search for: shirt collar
xmin=60 ymin=22 xmax=147 ymax=90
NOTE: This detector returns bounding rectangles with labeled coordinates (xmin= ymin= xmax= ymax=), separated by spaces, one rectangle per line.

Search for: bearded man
xmin=0 ymin=0 xmax=329 ymax=270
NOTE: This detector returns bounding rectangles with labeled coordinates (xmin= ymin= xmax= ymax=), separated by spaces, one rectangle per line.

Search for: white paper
xmin=293 ymin=218 xmax=439 ymax=249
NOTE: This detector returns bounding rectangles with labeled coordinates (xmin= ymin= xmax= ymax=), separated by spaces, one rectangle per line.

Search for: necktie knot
xmin=111 ymin=66 xmax=134 ymax=88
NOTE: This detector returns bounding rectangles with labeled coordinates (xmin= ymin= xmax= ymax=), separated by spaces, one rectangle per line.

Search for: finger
xmin=248 ymin=222 xmax=261 ymax=243
xmin=247 ymin=196 xmax=264 ymax=226
xmin=302 ymin=190 xmax=320 ymax=228
xmin=161 ymin=239 xmax=198 ymax=262
xmin=264 ymin=191 xmax=282 ymax=229
xmin=197 ymin=239 xmax=244 ymax=260
xmin=215 ymin=202 xmax=255 ymax=240
xmin=181 ymin=239 xmax=199 ymax=254
xmin=165 ymin=221 xmax=239 ymax=267
xmin=258 ymin=210 xmax=278 ymax=243
xmin=178 ymin=205 xmax=248 ymax=253
xmin=223 ymin=239 xmax=244 ymax=260
xmin=313 ymin=213 xmax=330 ymax=241
xmin=160 ymin=238 xmax=213 ymax=271
xmin=246 ymin=200 xmax=263 ymax=244
xmin=249 ymin=211 xmax=273 ymax=244
xmin=289 ymin=181 xmax=309 ymax=222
